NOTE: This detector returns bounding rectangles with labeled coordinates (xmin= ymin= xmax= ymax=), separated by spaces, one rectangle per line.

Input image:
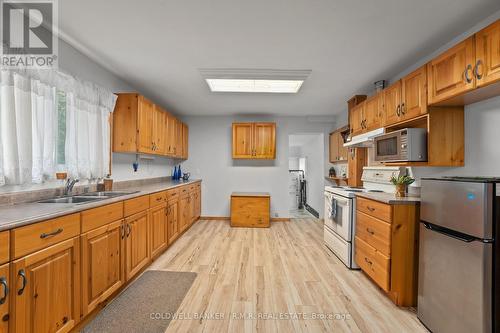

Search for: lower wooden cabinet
xmin=0 ymin=263 xmax=9 ymax=333
xmin=10 ymin=237 xmax=80 ymax=333
xmin=167 ymin=200 xmax=179 ymax=244
xmin=194 ymin=186 xmax=201 ymax=221
xmin=80 ymin=220 xmax=124 ymax=316
xmin=150 ymin=203 xmax=168 ymax=258
xmin=179 ymin=195 xmax=191 ymax=233
xmin=230 ymin=193 xmax=270 ymax=228
xmin=124 ymin=211 xmax=150 ymax=281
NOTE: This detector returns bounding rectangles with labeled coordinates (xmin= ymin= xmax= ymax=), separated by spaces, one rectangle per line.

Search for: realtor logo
xmin=0 ymin=0 xmax=58 ymax=68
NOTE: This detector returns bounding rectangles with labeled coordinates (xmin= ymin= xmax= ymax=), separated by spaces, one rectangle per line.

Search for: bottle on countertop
xmin=178 ymin=165 xmax=182 ymax=181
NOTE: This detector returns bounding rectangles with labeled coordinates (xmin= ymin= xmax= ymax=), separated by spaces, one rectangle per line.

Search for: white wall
xmin=180 ymin=116 xmax=336 ymax=217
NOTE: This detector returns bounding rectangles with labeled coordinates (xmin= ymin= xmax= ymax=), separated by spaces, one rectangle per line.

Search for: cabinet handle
xmin=120 ymin=224 xmax=125 ymax=239
xmin=17 ymin=269 xmax=27 ymax=295
xmin=364 ymin=257 xmax=373 ymax=266
xmin=474 ymin=59 xmax=483 ymax=80
xmin=366 ymin=206 xmax=375 ymax=212
xmin=126 ymin=224 xmax=131 ymax=237
xmin=0 ymin=277 xmax=8 ymax=304
xmin=464 ymin=64 xmax=473 ymax=83
xmin=396 ymin=105 xmax=401 ymax=117
xmin=156 ymin=197 xmax=163 ymax=202
xmin=401 ymin=103 xmax=406 ymax=115
xmin=366 ymin=227 xmax=375 ymax=235
xmin=40 ymin=228 xmax=63 ymax=239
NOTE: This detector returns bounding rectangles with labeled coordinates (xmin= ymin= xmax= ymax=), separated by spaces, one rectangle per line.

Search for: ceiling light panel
xmin=205 ymin=79 xmax=304 ymax=93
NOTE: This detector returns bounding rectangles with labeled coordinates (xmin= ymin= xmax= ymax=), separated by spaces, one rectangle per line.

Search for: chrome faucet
xmin=65 ymin=178 xmax=79 ymax=196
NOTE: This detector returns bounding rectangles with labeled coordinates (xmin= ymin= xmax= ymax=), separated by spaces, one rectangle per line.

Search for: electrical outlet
xmin=274 ymin=213 xmax=279 ymax=217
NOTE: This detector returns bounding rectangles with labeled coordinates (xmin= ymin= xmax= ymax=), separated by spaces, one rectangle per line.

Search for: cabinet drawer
xmin=166 ymin=188 xmax=179 ymax=201
xmin=150 ymin=191 xmax=167 ymax=207
xmin=0 ymin=231 xmax=9 ymax=264
xmin=357 ymin=197 xmax=392 ymax=223
xmin=124 ymin=195 xmax=149 ymax=217
xmin=12 ymin=213 xmax=80 ymax=259
xmin=355 ymin=236 xmax=390 ymax=292
xmin=356 ymin=211 xmax=391 ymax=256
xmin=179 ymin=185 xmax=189 ymax=196
xmin=82 ymin=202 xmax=124 ymax=233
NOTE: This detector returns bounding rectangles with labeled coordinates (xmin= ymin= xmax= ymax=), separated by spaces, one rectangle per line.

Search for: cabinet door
xmin=190 ymin=192 xmax=196 ymax=225
xmin=153 ymin=106 xmax=166 ymax=155
xmin=364 ymin=94 xmax=383 ymax=131
xmin=178 ymin=196 xmax=191 ymax=233
xmin=196 ymin=187 xmax=201 ymax=219
xmin=165 ymin=114 xmax=174 ymax=156
xmin=329 ymin=132 xmax=339 ymax=162
xmin=81 ymin=220 xmax=124 ymax=316
xmin=175 ymin=119 xmax=182 ymax=158
xmin=150 ymin=204 xmax=167 ymax=258
xmin=427 ymin=36 xmax=475 ymax=105
xmin=182 ymin=123 xmax=189 ymax=159
xmin=337 ymin=132 xmax=348 ymax=161
xmin=167 ymin=201 xmax=179 ymax=244
xmin=383 ymin=80 xmax=402 ymax=126
xmin=137 ymin=96 xmax=154 ymax=154
xmin=232 ymin=123 xmax=254 ymax=158
xmin=254 ymin=123 xmax=276 ymax=159
xmin=349 ymin=103 xmax=364 ymax=135
xmin=0 ymin=263 xmax=9 ymax=333
xmin=475 ymin=20 xmax=500 ymax=88
xmin=11 ymin=238 xmax=80 ymax=333
xmin=402 ymin=66 xmax=427 ymax=119
xmin=125 ymin=211 xmax=149 ymax=281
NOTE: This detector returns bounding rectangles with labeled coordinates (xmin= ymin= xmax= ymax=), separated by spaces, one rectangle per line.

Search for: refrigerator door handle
xmin=423 ymin=222 xmax=477 ymax=243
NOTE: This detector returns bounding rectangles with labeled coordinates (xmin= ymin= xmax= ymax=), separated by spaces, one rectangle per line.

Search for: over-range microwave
xmin=374 ymin=128 xmax=427 ymax=162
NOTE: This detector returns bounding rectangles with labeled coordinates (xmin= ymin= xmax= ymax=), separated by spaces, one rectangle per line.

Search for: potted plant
xmin=390 ymin=175 xmax=415 ymax=197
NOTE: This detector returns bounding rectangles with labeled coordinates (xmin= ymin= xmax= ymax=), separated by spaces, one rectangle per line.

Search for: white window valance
xmin=0 ymin=68 xmax=117 ymax=186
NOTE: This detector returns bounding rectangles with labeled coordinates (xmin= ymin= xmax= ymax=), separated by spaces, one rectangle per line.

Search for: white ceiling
xmin=59 ymin=0 xmax=500 ymax=116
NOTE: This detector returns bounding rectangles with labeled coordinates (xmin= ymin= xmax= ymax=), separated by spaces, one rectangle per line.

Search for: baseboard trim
xmin=201 ymin=216 xmax=290 ymax=222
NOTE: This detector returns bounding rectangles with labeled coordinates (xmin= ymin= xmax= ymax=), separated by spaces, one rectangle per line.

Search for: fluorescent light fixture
xmin=199 ymin=68 xmax=311 ymax=94
xmin=205 ymin=79 xmax=304 ymax=93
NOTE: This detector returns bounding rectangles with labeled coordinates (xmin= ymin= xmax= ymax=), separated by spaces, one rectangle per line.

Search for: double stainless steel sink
xmin=37 ymin=191 xmax=139 ymax=204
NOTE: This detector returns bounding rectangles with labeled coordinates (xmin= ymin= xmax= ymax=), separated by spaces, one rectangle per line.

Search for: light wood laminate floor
xmin=149 ymin=219 xmax=428 ymax=333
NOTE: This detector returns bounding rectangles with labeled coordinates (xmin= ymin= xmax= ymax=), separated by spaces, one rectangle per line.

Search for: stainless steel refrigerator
xmin=418 ymin=177 xmax=500 ymax=333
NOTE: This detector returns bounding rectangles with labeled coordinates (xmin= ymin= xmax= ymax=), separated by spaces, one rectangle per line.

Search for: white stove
xmin=323 ymin=166 xmax=405 ymax=269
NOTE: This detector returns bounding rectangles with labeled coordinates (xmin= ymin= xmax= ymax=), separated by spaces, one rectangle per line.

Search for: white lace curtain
xmin=0 ymin=69 xmax=116 ymax=186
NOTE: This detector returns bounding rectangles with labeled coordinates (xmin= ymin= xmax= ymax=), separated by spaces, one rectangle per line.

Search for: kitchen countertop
xmin=355 ymin=191 xmax=420 ymax=205
xmin=0 ymin=179 xmax=201 ymax=232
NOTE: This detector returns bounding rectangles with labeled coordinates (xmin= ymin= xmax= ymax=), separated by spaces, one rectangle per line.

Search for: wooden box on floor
xmin=230 ymin=193 xmax=270 ymax=228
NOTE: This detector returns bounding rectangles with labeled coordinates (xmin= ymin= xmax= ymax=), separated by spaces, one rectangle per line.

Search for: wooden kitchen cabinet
xmin=363 ymin=93 xmax=383 ymax=131
xmin=124 ymin=211 xmax=150 ymax=281
xmin=230 ymin=193 xmax=270 ymax=228
xmin=167 ymin=199 xmax=179 ymax=244
xmin=349 ymin=102 xmax=364 ymax=136
xmin=150 ymin=203 xmax=168 ymax=258
xmin=182 ymin=122 xmax=189 ymax=159
xmin=383 ymin=80 xmax=403 ymax=126
xmin=0 ymin=263 xmax=9 ymax=333
xmin=475 ymin=20 xmax=500 ymax=88
xmin=329 ymin=130 xmax=348 ymax=163
xmin=178 ymin=195 xmax=191 ymax=233
xmin=401 ymin=66 xmax=427 ymax=119
xmin=354 ymin=196 xmax=419 ymax=306
xmin=232 ymin=122 xmax=276 ymax=159
xmin=10 ymin=237 xmax=80 ymax=333
xmin=113 ymin=93 xmax=188 ymax=159
xmin=81 ymin=220 xmax=124 ymax=316
xmin=427 ymin=36 xmax=476 ymax=105
xmin=347 ymin=148 xmax=367 ymax=187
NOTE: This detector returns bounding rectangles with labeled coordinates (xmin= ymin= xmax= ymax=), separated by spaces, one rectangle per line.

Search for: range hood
xmin=343 ymin=128 xmax=384 ymax=148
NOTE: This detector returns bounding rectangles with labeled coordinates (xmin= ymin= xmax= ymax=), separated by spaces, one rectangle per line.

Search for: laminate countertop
xmin=0 ymin=179 xmax=201 ymax=232
xmin=355 ymin=191 xmax=421 ymax=205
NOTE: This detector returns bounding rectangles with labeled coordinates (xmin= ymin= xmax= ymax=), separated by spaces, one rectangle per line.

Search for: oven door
xmin=374 ymin=132 xmax=403 ymax=162
xmin=324 ymin=192 xmax=353 ymax=241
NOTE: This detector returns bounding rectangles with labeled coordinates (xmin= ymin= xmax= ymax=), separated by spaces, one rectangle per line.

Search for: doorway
xmin=288 ymin=133 xmax=324 ymax=219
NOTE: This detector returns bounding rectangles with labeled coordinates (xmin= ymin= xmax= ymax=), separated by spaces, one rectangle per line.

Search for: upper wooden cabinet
xmin=475 ymin=20 xmax=500 ymax=88
xmin=383 ymin=66 xmax=428 ymax=126
xmin=349 ymin=94 xmax=382 ymax=135
xmin=181 ymin=122 xmax=189 ymax=159
xmin=349 ymin=103 xmax=364 ymax=136
xmin=113 ymin=93 xmax=188 ymax=159
xmin=329 ymin=130 xmax=348 ymax=163
xmin=427 ymin=20 xmax=500 ymax=105
xmin=427 ymin=36 xmax=476 ymax=105
xmin=232 ymin=122 xmax=276 ymax=159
